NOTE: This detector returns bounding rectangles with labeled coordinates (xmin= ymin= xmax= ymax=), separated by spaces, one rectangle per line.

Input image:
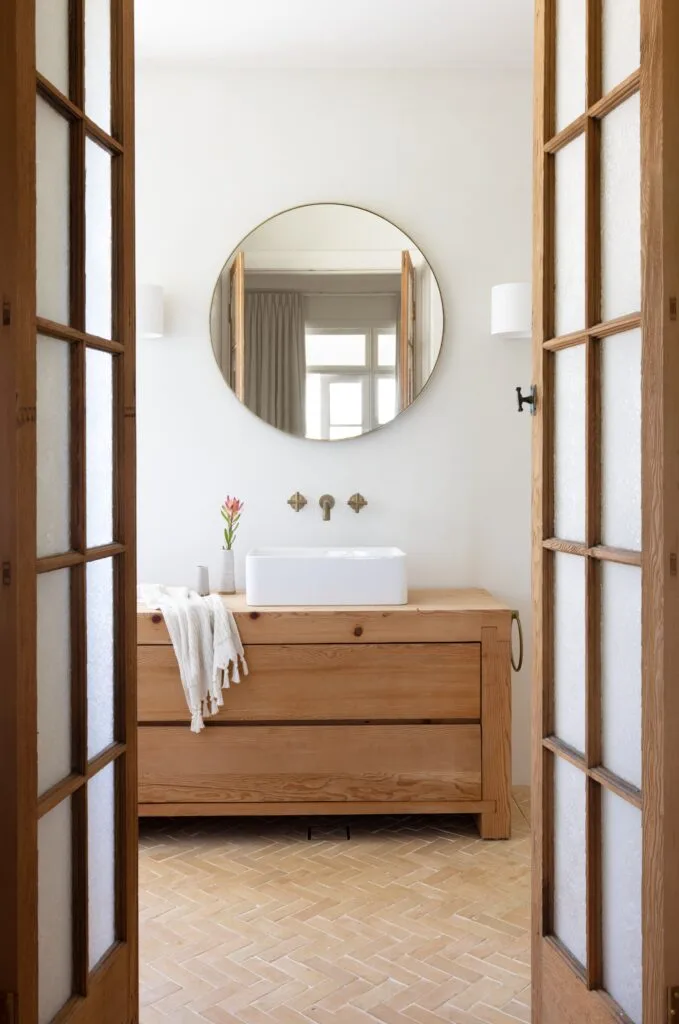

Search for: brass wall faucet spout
xmin=319 ymin=494 xmax=335 ymax=522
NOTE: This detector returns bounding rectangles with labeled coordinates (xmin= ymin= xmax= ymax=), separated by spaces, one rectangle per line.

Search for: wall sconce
xmin=138 ymin=283 xmax=164 ymax=338
xmin=491 ymin=283 xmax=531 ymax=339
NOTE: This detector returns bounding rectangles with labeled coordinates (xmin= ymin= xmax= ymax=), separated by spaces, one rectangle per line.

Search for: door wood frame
xmin=531 ymin=0 xmax=679 ymax=1020
xmin=0 ymin=0 xmax=40 ymax=1011
xmin=0 ymin=0 xmax=138 ymax=1020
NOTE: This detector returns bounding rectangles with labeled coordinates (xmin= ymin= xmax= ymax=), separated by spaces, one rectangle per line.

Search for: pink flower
xmin=223 ymin=496 xmax=244 ymax=516
xmin=220 ymin=495 xmax=244 ymax=550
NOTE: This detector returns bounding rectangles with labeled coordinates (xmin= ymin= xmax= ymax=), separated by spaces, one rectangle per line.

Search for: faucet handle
xmin=287 ymin=491 xmax=307 ymax=512
xmin=348 ymin=493 xmax=368 ymax=514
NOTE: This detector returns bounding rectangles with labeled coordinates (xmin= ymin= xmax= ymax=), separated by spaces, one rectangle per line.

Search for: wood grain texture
xmin=535 ymin=0 xmax=679 ymax=1020
xmin=477 ymin=627 xmax=512 ymax=839
xmin=543 ymin=539 xmax=641 ymax=566
xmin=0 ymin=0 xmax=139 ymax=1017
xmin=137 ymin=588 xmax=513 ymax=645
xmin=35 ymin=316 xmax=124 ymax=352
xmin=138 ymin=724 xmax=482 ymax=805
xmin=543 ymin=331 xmax=588 ymax=351
xmin=544 ymin=114 xmax=587 ymax=153
xmin=137 ymin=594 xmax=511 ymax=837
xmin=138 ymin=641 xmax=482 ymax=723
xmin=138 ymin=799 xmax=496 ymax=817
xmin=585 ymin=777 xmax=603 ymax=989
xmin=589 ymin=68 xmax=641 ymax=120
xmin=541 ymin=939 xmax=621 ymax=1024
xmin=641 ymin=1 xmax=679 ymax=1020
xmin=532 ymin=0 xmax=555 ymax=1014
xmin=544 ymin=312 xmax=642 ymax=349
xmin=111 ymin=2 xmax=139 ymax=1021
xmin=56 ymin=943 xmax=132 ymax=1024
xmin=0 ymin=0 xmax=37 ymax=1009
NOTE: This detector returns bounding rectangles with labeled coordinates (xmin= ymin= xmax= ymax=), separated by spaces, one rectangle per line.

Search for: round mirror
xmin=209 ymin=203 xmax=444 ymax=440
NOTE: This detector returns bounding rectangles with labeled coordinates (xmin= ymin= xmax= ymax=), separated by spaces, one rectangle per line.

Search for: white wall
xmin=136 ymin=67 xmax=533 ymax=783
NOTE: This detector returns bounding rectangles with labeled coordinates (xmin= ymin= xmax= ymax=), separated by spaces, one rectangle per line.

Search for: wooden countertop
xmin=137 ymin=588 xmax=512 ymax=645
xmin=138 ymin=587 xmax=511 ymax=613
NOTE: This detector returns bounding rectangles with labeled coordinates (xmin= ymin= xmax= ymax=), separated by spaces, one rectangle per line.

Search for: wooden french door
xmin=532 ymin=1 xmax=679 ymax=1022
xmin=0 ymin=1 xmax=137 ymax=1022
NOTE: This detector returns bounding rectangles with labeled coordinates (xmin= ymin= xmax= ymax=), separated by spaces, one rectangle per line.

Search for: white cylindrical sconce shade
xmin=138 ymin=283 xmax=164 ymax=338
xmin=491 ymin=282 xmax=532 ymax=339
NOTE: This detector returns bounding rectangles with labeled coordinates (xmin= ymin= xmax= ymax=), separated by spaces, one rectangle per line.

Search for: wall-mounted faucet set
xmin=287 ymin=492 xmax=368 ymax=522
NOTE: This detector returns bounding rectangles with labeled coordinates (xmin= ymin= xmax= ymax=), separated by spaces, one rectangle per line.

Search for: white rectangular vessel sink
xmin=245 ymin=547 xmax=407 ymax=607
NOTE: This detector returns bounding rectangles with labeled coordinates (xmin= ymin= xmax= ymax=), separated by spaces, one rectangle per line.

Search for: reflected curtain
xmin=244 ymin=292 xmax=306 ymax=436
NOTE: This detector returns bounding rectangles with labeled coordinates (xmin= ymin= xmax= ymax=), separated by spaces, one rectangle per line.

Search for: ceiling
xmin=135 ymin=0 xmax=533 ymax=69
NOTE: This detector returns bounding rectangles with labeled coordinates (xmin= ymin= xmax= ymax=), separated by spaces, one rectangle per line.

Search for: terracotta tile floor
xmin=139 ymin=789 xmax=531 ymax=1023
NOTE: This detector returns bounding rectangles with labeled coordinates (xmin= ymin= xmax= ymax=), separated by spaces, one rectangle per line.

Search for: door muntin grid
xmin=540 ymin=0 xmax=643 ymax=1018
xmin=35 ymin=0 xmax=132 ymax=1017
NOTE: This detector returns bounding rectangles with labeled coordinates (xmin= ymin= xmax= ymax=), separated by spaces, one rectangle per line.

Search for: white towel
xmin=139 ymin=585 xmax=249 ymax=732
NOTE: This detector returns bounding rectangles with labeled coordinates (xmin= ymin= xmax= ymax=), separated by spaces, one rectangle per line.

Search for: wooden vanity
xmin=137 ymin=589 xmax=512 ymax=838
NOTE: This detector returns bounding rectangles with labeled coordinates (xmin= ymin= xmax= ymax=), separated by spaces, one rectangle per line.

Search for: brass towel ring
xmin=511 ymin=611 xmax=524 ymax=673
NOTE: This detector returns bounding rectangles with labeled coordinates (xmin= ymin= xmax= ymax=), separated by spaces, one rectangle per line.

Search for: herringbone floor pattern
xmin=140 ymin=789 xmax=531 ymax=1024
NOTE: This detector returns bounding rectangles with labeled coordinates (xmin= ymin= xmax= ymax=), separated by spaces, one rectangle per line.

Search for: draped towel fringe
xmin=139 ymin=585 xmax=248 ymax=732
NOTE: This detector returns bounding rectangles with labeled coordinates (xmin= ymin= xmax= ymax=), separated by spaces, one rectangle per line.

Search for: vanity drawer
xmin=138 ymin=642 xmax=481 ymax=722
xmin=138 ymin=724 xmax=482 ymax=804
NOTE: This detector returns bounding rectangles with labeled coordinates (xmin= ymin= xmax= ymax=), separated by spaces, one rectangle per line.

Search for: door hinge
xmin=2 ymin=300 xmax=10 ymax=327
xmin=669 ymin=986 xmax=679 ymax=1021
xmin=670 ymin=297 xmax=677 ymax=321
xmin=671 ymin=553 xmax=678 ymax=577
xmin=0 ymin=993 xmax=17 ymax=1024
xmin=2 ymin=563 xmax=10 ymax=587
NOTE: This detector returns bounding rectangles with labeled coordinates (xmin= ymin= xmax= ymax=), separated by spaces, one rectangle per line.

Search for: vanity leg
xmin=477 ymin=625 xmax=512 ymax=840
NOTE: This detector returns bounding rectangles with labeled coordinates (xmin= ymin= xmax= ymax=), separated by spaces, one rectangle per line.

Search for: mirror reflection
xmin=210 ymin=204 xmax=444 ymax=440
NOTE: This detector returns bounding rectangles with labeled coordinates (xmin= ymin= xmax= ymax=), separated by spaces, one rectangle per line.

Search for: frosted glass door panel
xmin=38 ymin=799 xmax=72 ymax=1024
xmin=36 ymin=0 xmax=69 ymax=95
xmin=87 ymin=558 xmax=114 ymax=759
xmin=601 ymin=94 xmax=641 ymax=322
xmin=554 ymin=554 xmax=586 ymax=754
xmin=602 ymin=791 xmax=642 ymax=1023
xmin=85 ymin=0 xmax=111 ymax=132
xmin=86 ymin=140 xmax=113 ymax=338
xmin=602 ymin=0 xmax=641 ymax=95
xmin=555 ymin=136 xmax=586 ymax=336
xmin=36 ymin=98 xmax=70 ymax=325
xmin=555 ymin=0 xmax=586 ymax=131
xmin=553 ymin=757 xmax=587 ymax=967
xmin=37 ymin=336 xmax=71 ymax=558
xmin=88 ymin=764 xmax=116 ymax=969
xmin=554 ymin=345 xmax=586 ymax=541
xmin=601 ymin=330 xmax=641 ymax=550
xmin=37 ymin=570 xmax=71 ymax=795
xmin=86 ymin=349 xmax=114 ymax=547
xmin=602 ymin=563 xmax=642 ymax=789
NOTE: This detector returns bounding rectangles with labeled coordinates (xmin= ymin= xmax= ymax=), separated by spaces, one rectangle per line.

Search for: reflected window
xmin=305 ymin=326 xmax=397 ymax=440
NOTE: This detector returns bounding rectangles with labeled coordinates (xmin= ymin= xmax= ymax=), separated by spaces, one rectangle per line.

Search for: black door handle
xmin=516 ymin=385 xmax=537 ymax=415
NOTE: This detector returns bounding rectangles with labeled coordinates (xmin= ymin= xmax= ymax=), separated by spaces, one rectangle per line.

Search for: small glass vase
xmin=219 ymin=548 xmax=236 ymax=594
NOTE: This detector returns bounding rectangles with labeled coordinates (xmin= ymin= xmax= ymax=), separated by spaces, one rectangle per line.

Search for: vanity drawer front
xmin=138 ymin=724 xmax=482 ymax=804
xmin=138 ymin=642 xmax=481 ymax=722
